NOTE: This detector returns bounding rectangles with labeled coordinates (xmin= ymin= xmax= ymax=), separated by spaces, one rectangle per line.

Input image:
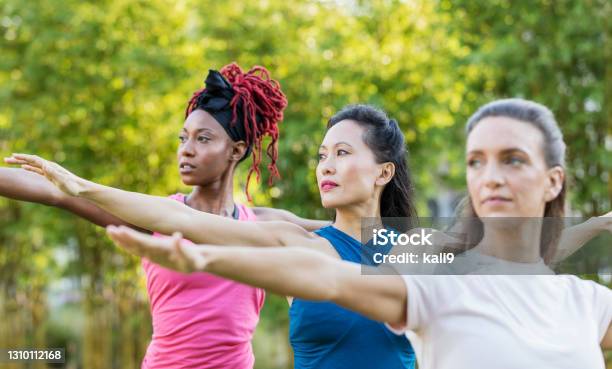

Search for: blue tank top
xmin=289 ymin=226 xmax=416 ymax=369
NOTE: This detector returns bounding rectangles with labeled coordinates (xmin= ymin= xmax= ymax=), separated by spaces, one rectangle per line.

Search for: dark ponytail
xmin=328 ymin=104 xmax=417 ymax=231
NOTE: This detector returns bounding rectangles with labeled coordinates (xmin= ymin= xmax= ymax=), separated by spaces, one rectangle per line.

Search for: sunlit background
xmin=0 ymin=0 xmax=610 ymax=368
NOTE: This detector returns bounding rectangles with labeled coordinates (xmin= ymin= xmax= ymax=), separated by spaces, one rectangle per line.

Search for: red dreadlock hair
xmin=184 ymin=63 xmax=288 ymax=201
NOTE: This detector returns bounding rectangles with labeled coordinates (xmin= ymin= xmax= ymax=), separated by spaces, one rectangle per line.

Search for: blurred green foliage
xmin=0 ymin=0 xmax=609 ymax=368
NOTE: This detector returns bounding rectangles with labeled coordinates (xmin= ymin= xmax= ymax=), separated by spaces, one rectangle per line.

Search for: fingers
xmin=21 ymin=164 xmax=45 ymax=176
xmin=178 ymin=243 xmax=209 ymax=272
xmin=4 ymin=154 xmax=48 ymax=177
xmin=170 ymin=232 xmax=192 ymax=272
xmin=107 ymin=225 xmax=146 ymax=255
xmin=120 ymin=225 xmax=156 ymax=244
xmin=107 ymin=225 xmax=133 ymax=245
xmin=4 ymin=155 xmax=36 ymax=166
xmin=10 ymin=153 xmax=45 ymax=167
xmin=171 ymin=232 xmax=185 ymax=258
xmin=4 ymin=157 xmax=24 ymax=165
xmin=107 ymin=225 xmax=182 ymax=266
xmin=172 ymin=231 xmax=183 ymax=242
xmin=107 ymin=226 xmax=198 ymax=273
xmin=189 ymin=246 xmax=208 ymax=271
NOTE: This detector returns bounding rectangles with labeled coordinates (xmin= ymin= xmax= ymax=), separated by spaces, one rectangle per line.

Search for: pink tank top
xmin=141 ymin=193 xmax=265 ymax=369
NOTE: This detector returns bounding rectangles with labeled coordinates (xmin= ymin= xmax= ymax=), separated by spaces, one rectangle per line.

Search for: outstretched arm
xmin=0 ymin=167 xmax=64 ymax=206
xmin=427 ymin=214 xmax=611 ymax=264
xmin=553 ymin=212 xmax=612 ymax=264
xmin=252 ymin=207 xmax=330 ymax=232
xmin=106 ymin=225 xmax=408 ymax=325
xmin=6 ymin=153 xmax=316 ymax=248
xmin=0 ymin=167 xmax=135 ymax=229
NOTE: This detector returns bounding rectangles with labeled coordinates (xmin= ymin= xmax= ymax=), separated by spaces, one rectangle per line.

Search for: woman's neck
xmin=473 ymin=218 xmax=543 ymax=263
xmin=333 ymin=200 xmax=381 ymax=241
xmin=186 ymin=173 xmax=236 ymax=217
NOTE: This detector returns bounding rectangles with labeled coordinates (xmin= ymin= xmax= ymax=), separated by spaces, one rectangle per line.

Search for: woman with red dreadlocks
xmin=0 ymin=63 xmax=327 ymax=369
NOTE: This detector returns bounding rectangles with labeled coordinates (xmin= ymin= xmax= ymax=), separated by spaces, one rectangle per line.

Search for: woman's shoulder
xmin=560 ymin=275 xmax=612 ymax=297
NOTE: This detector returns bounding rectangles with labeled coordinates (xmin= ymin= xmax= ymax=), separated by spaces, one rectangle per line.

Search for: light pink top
xmin=141 ymin=193 xmax=264 ymax=369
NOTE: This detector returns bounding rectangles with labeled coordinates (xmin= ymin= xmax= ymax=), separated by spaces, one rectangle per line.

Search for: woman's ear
xmin=231 ymin=141 xmax=248 ymax=162
xmin=376 ymin=162 xmax=395 ymax=187
xmin=544 ymin=166 xmax=565 ymax=202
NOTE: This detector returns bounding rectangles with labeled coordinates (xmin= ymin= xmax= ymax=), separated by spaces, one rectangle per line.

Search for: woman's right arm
xmin=106 ymin=225 xmax=409 ymax=325
xmin=0 ymin=167 xmax=133 ymax=228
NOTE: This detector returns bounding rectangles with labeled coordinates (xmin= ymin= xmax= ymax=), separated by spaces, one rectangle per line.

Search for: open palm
xmin=4 ymin=153 xmax=85 ymax=196
xmin=106 ymin=225 xmax=209 ymax=273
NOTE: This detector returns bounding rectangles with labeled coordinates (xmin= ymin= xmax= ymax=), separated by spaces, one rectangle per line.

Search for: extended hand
xmin=106 ymin=225 xmax=209 ymax=272
xmin=4 ymin=153 xmax=86 ymax=196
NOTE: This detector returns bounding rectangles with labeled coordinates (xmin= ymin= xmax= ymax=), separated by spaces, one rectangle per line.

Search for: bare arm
xmin=106 ymin=225 xmax=408 ymax=325
xmin=603 ymin=324 xmax=612 ymax=350
xmin=430 ymin=214 xmax=611 ymax=264
xmin=252 ymin=207 xmax=330 ymax=232
xmin=205 ymin=246 xmax=408 ymax=325
xmin=77 ymin=183 xmax=314 ymax=247
xmin=553 ymin=212 xmax=611 ymax=264
xmin=0 ymin=167 xmax=63 ymax=205
xmin=0 ymin=167 xmax=134 ymax=229
xmin=7 ymin=153 xmax=316 ymax=247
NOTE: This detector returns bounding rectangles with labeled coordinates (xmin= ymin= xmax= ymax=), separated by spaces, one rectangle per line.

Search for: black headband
xmin=196 ymin=70 xmax=249 ymax=144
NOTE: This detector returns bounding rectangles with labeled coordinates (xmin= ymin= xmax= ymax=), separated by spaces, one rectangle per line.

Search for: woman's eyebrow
xmin=320 ymin=141 xmax=353 ymax=148
xmin=466 ymin=147 xmax=528 ymax=156
xmin=319 ymin=141 xmax=354 ymax=150
xmin=499 ymin=147 xmax=529 ymax=156
xmin=335 ymin=141 xmax=353 ymax=148
xmin=182 ymin=127 xmax=216 ymax=135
